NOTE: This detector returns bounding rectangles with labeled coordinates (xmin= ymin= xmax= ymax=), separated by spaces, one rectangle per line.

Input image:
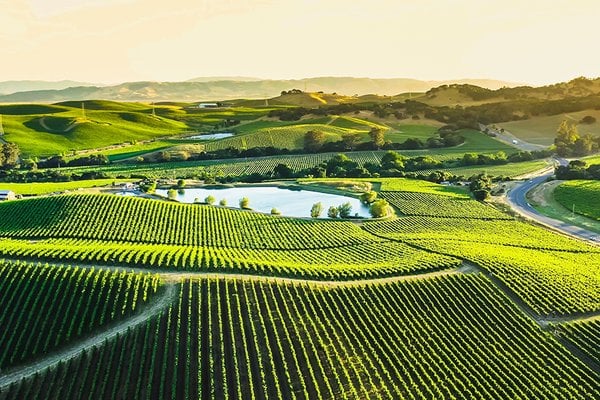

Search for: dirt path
xmin=0 ymin=255 xmax=595 ymax=388
xmin=0 ymin=258 xmax=473 ymax=388
xmin=0 ymin=284 xmax=178 ymax=389
xmin=0 ymin=256 xmax=470 ymax=287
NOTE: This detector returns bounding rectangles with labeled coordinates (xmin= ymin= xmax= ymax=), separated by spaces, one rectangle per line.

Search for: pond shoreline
xmin=151 ymin=183 xmax=372 ymax=220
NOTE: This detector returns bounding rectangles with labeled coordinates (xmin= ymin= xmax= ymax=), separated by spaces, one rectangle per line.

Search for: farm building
xmin=0 ymin=190 xmax=16 ymax=201
xmin=198 ymin=103 xmax=219 ymax=109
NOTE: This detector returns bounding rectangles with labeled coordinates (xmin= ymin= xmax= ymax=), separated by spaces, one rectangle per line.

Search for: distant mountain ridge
xmin=0 ymin=80 xmax=97 ymax=95
xmin=0 ymin=77 xmax=522 ymax=103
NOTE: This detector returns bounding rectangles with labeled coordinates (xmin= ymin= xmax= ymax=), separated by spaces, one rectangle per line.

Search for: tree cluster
xmin=554 ymin=120 xmax=599 ymax=157
xmin=555 ymin=160 xmax=600 ymax=180
xmin=36 ymin=154 xmax=109 ymax=169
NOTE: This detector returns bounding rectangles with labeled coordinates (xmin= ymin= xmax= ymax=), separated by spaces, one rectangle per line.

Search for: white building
xmin=198 ymin=103 xmax=219 ymax=109
xmin=0 ymin=190 xmax=16 ymax=201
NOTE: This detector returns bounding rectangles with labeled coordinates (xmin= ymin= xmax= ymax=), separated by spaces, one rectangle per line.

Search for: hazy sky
xmin=1 ymin=0 xmax=598 ymax=84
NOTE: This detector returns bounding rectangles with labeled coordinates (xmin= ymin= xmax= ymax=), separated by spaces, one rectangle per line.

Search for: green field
xmin=414 ymin=159 xmax=550 ymax=179
xmin=554 ymin=180 xmax=600 ymax=220
xmin=1 ymin=96 xmax=599 ymax=398
xmin=499 ymin=109 xmax=600 ymax=146
xmin=0 ymin=179 xmax=137 ymax=196
xmin=0 ymin=194 xmax=458 ymax=279
xmin=1 ymin=103 xmax=189 ymax=157
xmin=583 ymin=154 xmax=600 ymax=165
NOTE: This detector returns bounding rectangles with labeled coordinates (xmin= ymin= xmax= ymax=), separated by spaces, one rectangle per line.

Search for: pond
xmin=154 ymin=186 xmax=371 ymax=219
xmin=185 ymin=133 xmax=234 ymax=140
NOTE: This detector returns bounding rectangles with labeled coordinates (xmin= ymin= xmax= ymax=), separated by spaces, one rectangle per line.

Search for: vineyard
xmin=554 ymin=180 xmax=600 ymax=221
xmin=553 ymin=319 xmax=600 ymax=366
xmin=378 ymin=191 xmax=511 ymax=219
xmin=203 ymin=124 xmax=363 ymax=151
xmin=0 ymin=260 xmax=160 ymax=370
xmin=0 ymin=194 xmax=460 ymax=279
xmin=0 ymin=194 xmax=377 ymax=250
xmin=1 ymin=275 xmax=597 ymax=400
xmin=411 ymin=159 xmax=550 ymax=179
xmin=0 ymin=237 xmax=460 ymax=280
xmin=364 ymin=187 xmax=600 ymax=315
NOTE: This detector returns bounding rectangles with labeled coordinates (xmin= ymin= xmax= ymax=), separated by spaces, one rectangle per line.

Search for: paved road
xmin=506 ymin=157 xmax=600 ymax=245
xmin=479 ymin=124 xmax=547 ymax=152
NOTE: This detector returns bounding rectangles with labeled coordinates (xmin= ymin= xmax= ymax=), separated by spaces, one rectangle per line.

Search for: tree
xmin=469 ymin=174 xmax=492 ymax=201
xmin=273 ymin=163 xmax=293 ymax=179
xmin=327 ymin=206 xmax=339 ymax=218
xmin=239 ymin=197 xmax=250 ymax=209
xmin=369 ymin=199 xmax=390 ymax=218
xmin=205 ymin=195 xmax=216 ymax=205
xmin=304 ymin=130 xmax=326 ymax=152
xmin=380 ymin=151 xmax=405 ymax=170
xmin=341 ymin=133 xmax=361 ymax=150
xmin=573 ymin=134 xmax=597 ymax=156
xmin=360 ymin=191 xmax=377 ymax=204
xmin=369 ymin=127 xmax=385 ymax=149
xmin=580 ymin=115 xmax=596 ymax=124
xmin=270 ymin=208 xmax=281 ymax=215
xmin=554 ymin=120 xmax=580 ymax=157
xmin=338 ymin=202 xmax=352 ymax=218
xmin=176 ymin=179 xmax=186 ymax=188
xmin=310 ymin=202 xmax=323 ymax=218
xmin=0 ymin=143 xmax=20 ymax=168
xmin=219 ymin=199 xmax=227 ymax=206
xmin=167 ymin=189 xmax=178 ymax=200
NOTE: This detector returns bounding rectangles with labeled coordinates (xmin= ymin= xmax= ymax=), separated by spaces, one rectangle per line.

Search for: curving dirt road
xmin=0 ymin=260 xmax=473 ymax=389
xmin=0 ymin=284 xmax=178 ymax=389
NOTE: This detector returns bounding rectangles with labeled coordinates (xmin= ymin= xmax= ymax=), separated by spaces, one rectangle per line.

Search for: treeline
xmin=0 ymin=168 xmax=110 ymax=183
xmin=555 ymin=160 xmax=600 ymax=180
xmin=304 ymin=126 xmax=465 ymax=152
xmin=32 ymin=154 xmax=110 ymax=169
xmin=236 ymin=149 xmax=547 ymax=185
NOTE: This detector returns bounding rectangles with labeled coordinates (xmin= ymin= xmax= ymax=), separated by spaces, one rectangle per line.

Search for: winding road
xmin=506 ymin=157 xmax=600 ymax=245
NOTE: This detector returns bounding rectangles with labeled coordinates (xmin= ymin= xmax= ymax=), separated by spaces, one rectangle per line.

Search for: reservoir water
xmin=155 ymin=186 xmax=370 ymax=218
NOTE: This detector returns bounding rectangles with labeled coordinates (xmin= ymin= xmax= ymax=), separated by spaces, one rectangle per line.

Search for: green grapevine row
xmin=365 ymin=216 xmax=598 ymax=252
xmin=379 ymin=191 xmax=511 ymax=219
xmin=0 ymin=194 xmax=378 ymax=250
xmin=553 ymin=319 xmax=600 ymax=366
xmin=0 ymin=237 xmax=459 ymax=280
xmin=2 ymin=275 xmax=597 ymax=399
xmin=408 ymin=239 xmax=600 ymax=315
xmin=0 ymin=260 xmax=160 ymax=370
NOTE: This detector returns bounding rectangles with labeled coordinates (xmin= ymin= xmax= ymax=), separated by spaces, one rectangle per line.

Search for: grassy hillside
xmin=2 ymin=103 xmax=189 ymax=157
xmin=554 ymin=180 xmax=600 ymax=220
xmin=498 ymin=109 xmax=600 ymax=145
